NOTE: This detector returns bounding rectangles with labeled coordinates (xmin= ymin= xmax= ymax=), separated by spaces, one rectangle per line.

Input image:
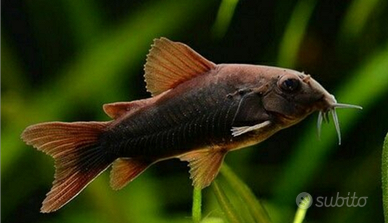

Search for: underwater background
xmin=2 ymin=0 xmax=388 ymax=222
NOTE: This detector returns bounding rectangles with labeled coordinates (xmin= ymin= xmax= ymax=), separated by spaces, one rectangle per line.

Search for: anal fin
xmin=179 ymin=149 xmax=227 ymax=189
xmin=110 ymin=158 xmax=151 ymax=190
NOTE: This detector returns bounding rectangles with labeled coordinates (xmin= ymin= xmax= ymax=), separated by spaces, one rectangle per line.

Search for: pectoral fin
xmin=179 ymin=149 xmax=227 ymax=189
xmin=231 ymin=120 xmax=271 ymax=137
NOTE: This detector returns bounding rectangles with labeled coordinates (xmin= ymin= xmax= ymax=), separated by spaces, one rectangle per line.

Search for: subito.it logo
xmin=296 ymin=192 xmax=313 ymax=209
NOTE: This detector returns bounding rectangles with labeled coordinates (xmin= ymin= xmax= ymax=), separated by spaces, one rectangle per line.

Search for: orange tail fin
xmin=21 ymin=121 xmax=112 ymax=213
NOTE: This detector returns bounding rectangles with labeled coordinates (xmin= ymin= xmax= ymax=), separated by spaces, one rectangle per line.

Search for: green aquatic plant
xmin=382 ymin=133 xmax=388 ymax=223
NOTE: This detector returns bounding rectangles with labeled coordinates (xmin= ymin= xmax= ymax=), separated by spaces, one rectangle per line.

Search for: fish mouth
xmin=317 ymin=94 xmax=362 ymax=145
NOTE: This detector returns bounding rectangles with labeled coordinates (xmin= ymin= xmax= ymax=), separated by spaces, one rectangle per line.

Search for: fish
xmin=21 ymin=37 xmax=362 ymax=213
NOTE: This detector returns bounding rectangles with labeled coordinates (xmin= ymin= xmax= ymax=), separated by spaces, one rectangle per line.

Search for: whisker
xmin=317 ymin=111 xmax=323 ymax=140
xmin=333 ymin=103 xmax=363 ymax=110
xmin=316 ymin=100 xmax=361 ymax=144
xmin=323 ymin=111 xmax=330 ymax=123
xmin=331 ymin=108 xmax=341 ymax=145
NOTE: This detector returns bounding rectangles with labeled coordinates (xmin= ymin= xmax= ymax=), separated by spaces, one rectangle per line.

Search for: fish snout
xmin=316 ymin=91 xmax=362 ymax=145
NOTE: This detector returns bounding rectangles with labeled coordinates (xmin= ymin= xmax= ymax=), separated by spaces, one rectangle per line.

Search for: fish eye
xmin=279 ymin=76 xmax=300 ymax=92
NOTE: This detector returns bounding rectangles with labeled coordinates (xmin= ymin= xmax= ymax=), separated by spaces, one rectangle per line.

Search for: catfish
xmin=21 ymin=37 xmax=361 ymax=212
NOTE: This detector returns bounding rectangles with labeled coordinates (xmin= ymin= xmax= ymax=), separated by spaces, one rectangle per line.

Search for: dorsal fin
xmin=144 ymin=37 xmax=216 ymax=96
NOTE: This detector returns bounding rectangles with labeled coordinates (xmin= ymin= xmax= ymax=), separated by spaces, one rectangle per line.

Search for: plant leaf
xmin=212 ymin=0 xmax=239 ymax=39
xmin=192 ymin=186 xmax=202 ymax=223
xmin=277 ymin=0 xmax=317 ymax=68
xmin=382 ymin=132 xmax=388 ymax=223
xmin=292 ymin=195 xmax=311 ymax=223
xmin=220 ymin=164 xmax=272 ymax=223
xmin=212 ymin=180 xmax=244 ymax=223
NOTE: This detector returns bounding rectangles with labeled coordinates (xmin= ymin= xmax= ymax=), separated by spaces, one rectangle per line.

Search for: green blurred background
xmin=2 ymin=0 xmax=388 ymax=222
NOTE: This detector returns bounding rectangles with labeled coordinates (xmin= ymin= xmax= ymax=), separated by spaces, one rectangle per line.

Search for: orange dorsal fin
xmin=144 ymin=37 xmax=216 ymax=96
xmin=179 ymin=149 xmax=227 ymax=188
xmin=110 ymin=158 xmax=151 ymax=190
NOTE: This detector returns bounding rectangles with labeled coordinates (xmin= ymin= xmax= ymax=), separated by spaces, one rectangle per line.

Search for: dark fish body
xmin=21 ymin=38 xmax=361 ymax=213
xmin=106 ymin=65 xmax=266 ymax=158
xmin=105 ymin=64 xmax=311 ymax=159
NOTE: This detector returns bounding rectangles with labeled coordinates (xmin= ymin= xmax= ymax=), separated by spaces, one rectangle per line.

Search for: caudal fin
xmin=21 ymin=121 xmax=112 ymax=213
